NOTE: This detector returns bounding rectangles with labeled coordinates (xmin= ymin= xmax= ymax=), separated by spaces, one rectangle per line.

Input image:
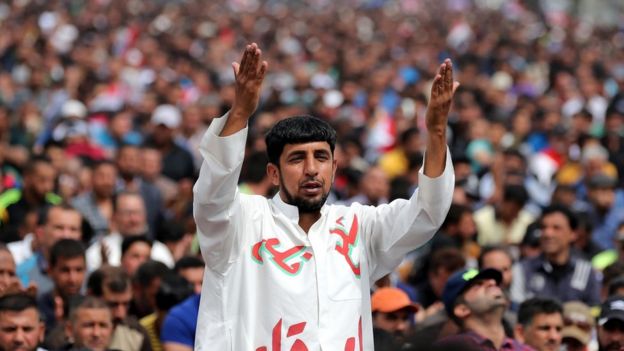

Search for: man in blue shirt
xmin=160 ymin=293 xmax=200 ymax=351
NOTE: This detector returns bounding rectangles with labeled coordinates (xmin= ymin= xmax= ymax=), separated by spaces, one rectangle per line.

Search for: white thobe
xmin=193 ymin=113 xmax=454 ymax=350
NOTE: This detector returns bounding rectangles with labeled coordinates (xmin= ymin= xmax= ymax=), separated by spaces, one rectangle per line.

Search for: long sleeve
xmin=192 ymin=113 xmax=248 ymax=274
xmin=361 ymin=148 xmax=454 ymax=282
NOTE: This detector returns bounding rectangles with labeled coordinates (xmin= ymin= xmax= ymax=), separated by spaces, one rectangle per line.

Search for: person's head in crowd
xmin=478 ymin=246 xmax=513 ymax=290
xmin=0 ymin=293 xmax=45 ymax=351
xmin=499 ymin=184 xmax=529 ymax=222
xmin=150 ymin=104 xmax=181 ymax=147
xmin=499 ymin=149 xmax=528 ymax=188
xmin=587 ymin=173 xmax=618 ymax=213
xmin=156 ymin=219 xmax=192 ymax=261
xmin=48 ymin=238 xmax=86 ymax=300
xmin=34 ymin=204 xmax=82 ymax=260
xmin=22 ymin=157 xmax=56 ymax=203
xmin=439 ymin=203 xmax=477 ymax=242
xmin=598 ymin=295 xmax=624 ymax=351
xmin=609 ymin=276 xmax=624 ymax=297
xmin=140 ymin=146 xmax=163 ymax=183
xmin=572 ymin=212 xmax=596 ymax=254
xmin=0 ymin=244 xmax=18 ymax=292
xmin=551 ymin=184 xmax=578 ymax=209
xmin=113 ymin=191 xmax=147 ymax=237
xmin=87 ymin=266 xmax=132 ymax=326
xmin=357 ymin=165 xmax=389 ymax=205
xmin=155 ymin=273 xmax=193 ymax=314
xmin=116 ymin=144 xmax=141 ymax=181
xmin=240 ymin=150 xmax=272 ymax=196
xmin=581 ymin=143 xmax=613 ymax=181
xmin=602 ymin=263 xmax=624 ymax=300
xmin=521 ymin=221 xmax=542 ymax=259
xmin=539 ymin=205 xmax=577 ymax=265
xmin=120 ymin=235 xmax=152 ymax=276
xmin=561 ymin=301 xmax=594 ymax=351
xmin=91 ymin=160 xmax=118 ymax=200
xmin=427 ymin=247 xmax=466 ymax=300
xmin=174 ymin=256 xmax=204 ymax=294
xmin=515 ymin=297 xmax=563 ymax=351
xmin=371 ymin=287 xmax=418 ymax=341
xmin=64 ymin=296 xmax=113 ymax=351
xmin=442 ymin=268 xmax=507 ymax=336
xmin=265 ymin=115 xmax=337 ymax=214
xmin=132 ymin=260 xmax=169 ymax=318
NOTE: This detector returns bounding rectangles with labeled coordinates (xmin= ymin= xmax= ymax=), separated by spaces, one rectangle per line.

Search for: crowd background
xmin=0 ymin=0 xmax=623 ymax=350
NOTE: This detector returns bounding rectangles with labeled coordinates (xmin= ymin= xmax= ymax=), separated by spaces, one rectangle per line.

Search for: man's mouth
xmin=301 ymin=181 xmax=322 ymax=195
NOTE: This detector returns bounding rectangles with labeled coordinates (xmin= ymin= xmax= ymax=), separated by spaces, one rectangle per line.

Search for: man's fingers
xmin=445 ymin=60 xmax=453 ymax=92
xmin=452 ymin=81 xmax=460 ymax=94
xmin=232 ymin=62 xmax=240 ymax=78
xmin=257 ymin=61 xmax=268 ymax=82
xmin=239 ymin=45 xmax=251 ymax=75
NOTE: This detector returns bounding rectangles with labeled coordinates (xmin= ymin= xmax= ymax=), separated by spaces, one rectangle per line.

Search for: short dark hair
xmin=155 ymin=273 xmax=193 ymax=311
xmin=541 ymin=204 xmax=578 ymax=231
xmin=37 ymin=204 xmax=80 ymax=226
xmin=87 ymin=266 xmax=130 ymax=296
xmin=112 ymin=191 xmax=144 ymax=215
xmin=134 ymin=260 xmax=169 ymax=286
xmin=503 ymin=184 xmax=529 ymax=207
xmin=68 ymin=296 xmax=111 ymax=323
xmin=265 ymin=115 xmax=337 ymax=166
xmin=0 ymin=293 xmax=39 ymax=316
xmin=23 ymin=156 xmax=53 ymax=177
xmin=49 ymin=239 xmax=85 ymax=268
xmin=121 ymin=235 xmax=152 ymax=257
xmin=478 ymin=246 xmax=513 ymax=269
xmin=241 ymin=151 xmax=269 ymax=184
xmin=174 ymin=256 xmax=204 ymax=272
xmin=441 ymin=204 xmax=472 ymax=230
xmin=517 ymin=297 xmax=563 ymax=326
xmin=429 ymin=247 xmax=466 ymax=274
xmin=156 ymin=220 xmax=185 ymax=243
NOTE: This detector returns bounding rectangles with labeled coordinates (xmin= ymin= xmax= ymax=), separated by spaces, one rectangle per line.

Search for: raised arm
xmin=220 ymin=43 xmax=268 ymax=136
xmin=193 ymin=43 xmax=267 ymax=272
xmin=424 ymin=59 xmax=459 ymax=177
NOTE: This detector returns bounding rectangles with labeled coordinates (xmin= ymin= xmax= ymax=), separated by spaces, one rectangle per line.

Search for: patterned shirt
xmin=192 ymin=113 xmax=455 ymax=350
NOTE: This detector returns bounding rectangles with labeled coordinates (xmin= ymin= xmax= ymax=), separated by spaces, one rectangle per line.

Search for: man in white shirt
xmin=86 ymin=191 xmax=173 ymax=271
xmin=193 ymin=43 xmax=457 ymax=350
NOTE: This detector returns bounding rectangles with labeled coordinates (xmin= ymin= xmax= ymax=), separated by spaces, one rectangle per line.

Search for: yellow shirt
xmin=139 ymin=313 xmax=162 ymax=351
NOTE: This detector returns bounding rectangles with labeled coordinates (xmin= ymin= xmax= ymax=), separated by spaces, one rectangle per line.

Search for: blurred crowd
xmin=0 ymin=0 xmax=623 ymax=350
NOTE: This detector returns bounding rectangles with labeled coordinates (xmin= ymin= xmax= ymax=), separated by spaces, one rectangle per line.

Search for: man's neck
xmin=546 ymin=249 xmax=570 ymax=266
xmin=465 ymin=314 xmax=507 ymax=350
xmin=298 ymin=212 xmax=321 ymax=234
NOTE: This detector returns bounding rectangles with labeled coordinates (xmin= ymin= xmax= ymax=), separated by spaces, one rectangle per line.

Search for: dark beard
xmin=280 ymin=174 xmax=329 ymax=213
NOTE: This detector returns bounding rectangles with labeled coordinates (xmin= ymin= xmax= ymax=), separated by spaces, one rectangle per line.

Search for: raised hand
xmin=231 ymin=43 xmax=268 ymax=120
xmin=426 ymin=59 xmax=460 ymax=134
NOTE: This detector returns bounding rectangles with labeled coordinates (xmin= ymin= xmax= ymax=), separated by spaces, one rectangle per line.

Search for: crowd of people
xmin=0 ymin=0 xmax=622 ymax=350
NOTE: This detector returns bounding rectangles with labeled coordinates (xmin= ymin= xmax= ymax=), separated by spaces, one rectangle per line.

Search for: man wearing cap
xmin=439 ymin=268 xmax=534 ymax=351
xmin=371 ymin=287 xmax=419 ymax=347
xmin=561 ymin=301 xmax=594 ymax=351
xmin=510 ymin=205 xmax=601 ymax=307
xmin=598 ymin=295 xmax=624 ymax=351
xmin=147 ymin=104 xmax=195 ymax=182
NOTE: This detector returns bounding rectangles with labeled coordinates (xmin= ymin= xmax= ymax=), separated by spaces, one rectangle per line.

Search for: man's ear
xmin=514 ymin=324 xmax=525 ymax=343
xmin=453 ymin=302 xmax=470 ymax=320
xmin=267 ymin=163 xmax=280 ymax=187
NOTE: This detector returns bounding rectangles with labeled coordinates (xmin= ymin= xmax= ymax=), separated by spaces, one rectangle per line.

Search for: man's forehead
xmin=281 ymin=142 xmax=333 ymax=157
